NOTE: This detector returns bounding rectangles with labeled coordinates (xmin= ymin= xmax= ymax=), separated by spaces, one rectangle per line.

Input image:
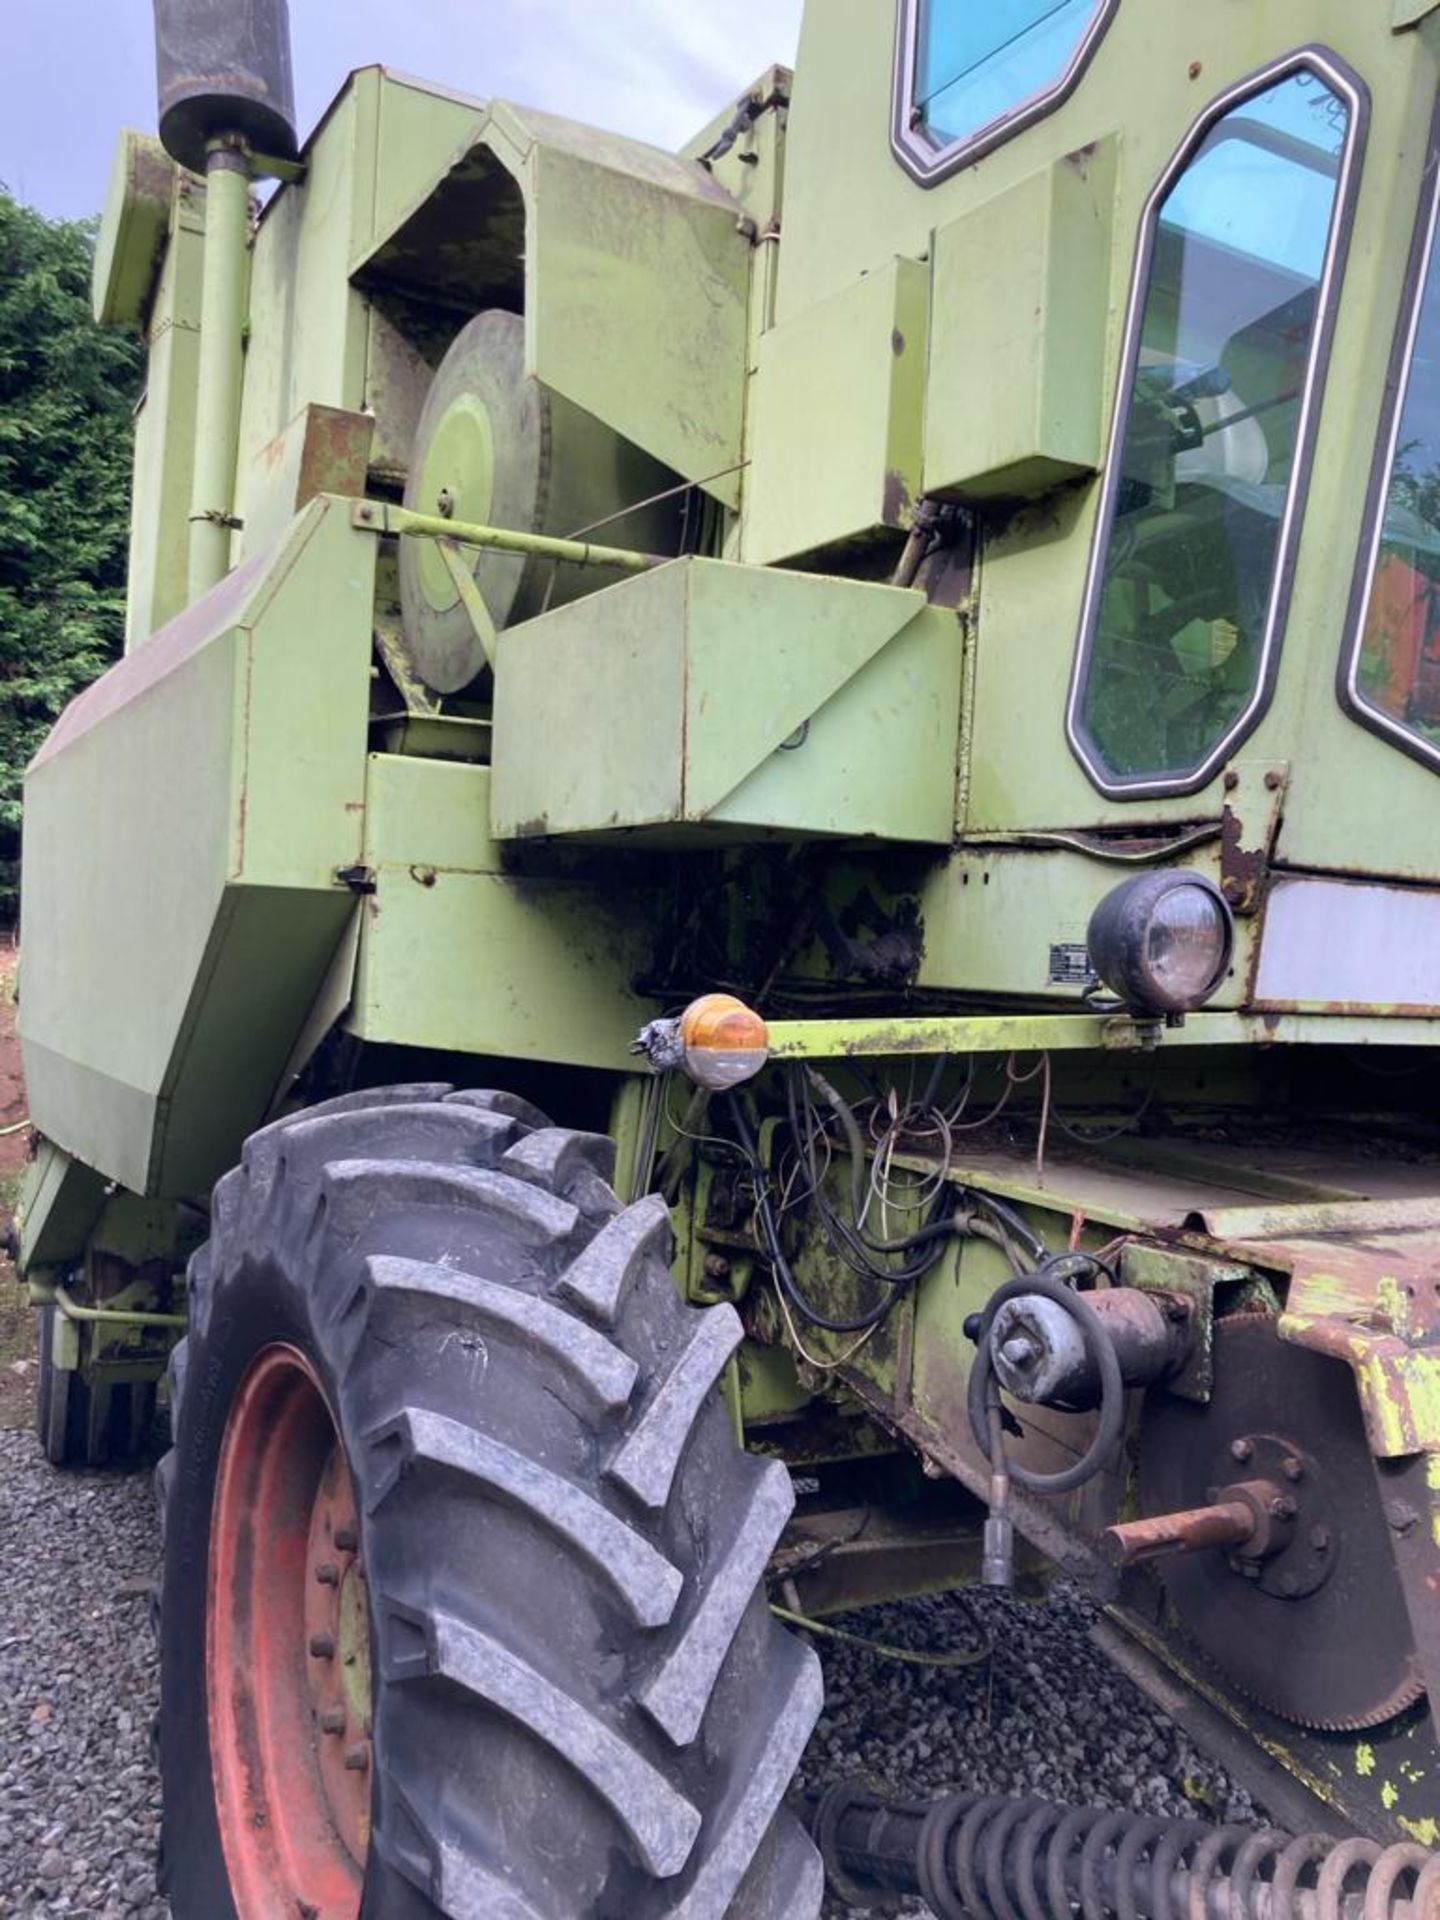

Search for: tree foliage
xmin=0 ymin=188 xmax=144 ymax=919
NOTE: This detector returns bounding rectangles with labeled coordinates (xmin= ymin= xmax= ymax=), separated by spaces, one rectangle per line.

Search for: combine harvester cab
xmin=13 ymin=0 xmax=1440 ymax=1913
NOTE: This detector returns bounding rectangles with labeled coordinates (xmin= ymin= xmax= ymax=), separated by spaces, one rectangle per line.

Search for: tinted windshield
xmin=1345 ymin=173 xmax=1440 ymax=766
xmin=1069 ymin=66 xmax=1357 ymax=794
xmin=917 ymin=0 xmax=1109 ymax=145
xmin=898 ymin=0 xmax=1114 ymax=178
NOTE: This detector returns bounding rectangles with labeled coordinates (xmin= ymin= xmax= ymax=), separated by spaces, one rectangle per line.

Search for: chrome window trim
xmin=1065 ymin=47 xmax=1369 ymax=801
xmin=890 ymin=0 xmax=1118 ymax=187
xmin=1337 ymin=97 xmax=1440 ymax=774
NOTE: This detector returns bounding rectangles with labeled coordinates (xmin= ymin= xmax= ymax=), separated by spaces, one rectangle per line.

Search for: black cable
xmin=966 ymin=1269 xmax=1126 ymax=1495
xmin=729 ymin=1095 xmax=946 ymax=1334
xmin=786 ymin=1067 xmax=960 ymax=1271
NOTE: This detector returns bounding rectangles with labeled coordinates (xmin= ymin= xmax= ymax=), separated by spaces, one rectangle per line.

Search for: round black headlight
xmin=1086 ymin=871 xmax=1234 ymax=1014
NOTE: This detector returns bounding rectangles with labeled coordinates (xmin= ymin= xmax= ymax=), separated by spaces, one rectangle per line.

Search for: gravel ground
xmin=0 ymin=1429 xmax=165 ymax=1919
xmin=0 ymin=1423 xmax=1252 ymax=1920
xmin=800 ymin=1586 xmax=1258 ymax=1920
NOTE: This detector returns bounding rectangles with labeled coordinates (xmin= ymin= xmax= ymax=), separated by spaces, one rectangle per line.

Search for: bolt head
xmin=315 ymin=1561 xmax=340 ymax=1587
xmin=309 ymin=1634 xmax=335 ymax=1660
xmin=320 ymin=1708 xmax=346 ymax=1735
xmin=343 ymin=1745 xmax=370 ymax=1772
xmin=334 ymin=1527 xmax=358 ymax=1553
xmin=1281 ymin=1455 xmax=1303 ymax=1482
xmin=1309 ymin=1526 xmax=1332 ymax=1552
xmin=1229 ymin=1437 xmax=1253 ymax=1463
xmin=1269 ymin=1495 xmax=1297 ymax=1521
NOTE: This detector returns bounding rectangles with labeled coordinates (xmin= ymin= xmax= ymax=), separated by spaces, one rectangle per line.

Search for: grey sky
xmin=2 ymin=0 xmax=804 ymax=221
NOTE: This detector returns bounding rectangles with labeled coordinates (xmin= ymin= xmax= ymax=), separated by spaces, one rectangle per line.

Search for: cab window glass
xmin=1345 ymin=175 xmax=1440 ymax=766
xmin=916 ymin=0 xmax=1108 ymax=148
xmin=1070 ymin=65 xmax=1357 ymax=794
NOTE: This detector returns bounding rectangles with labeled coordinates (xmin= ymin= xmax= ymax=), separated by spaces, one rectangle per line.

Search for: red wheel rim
xmin=208 ymin=1345 xmax=372 ymax=1918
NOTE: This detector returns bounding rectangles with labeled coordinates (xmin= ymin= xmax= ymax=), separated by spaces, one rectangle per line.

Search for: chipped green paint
xmin=1400 ymin=1815 xmax=1440 ymax=1847
xmin=1356 ymin=1743 xmax=1377 ymax=1778
xmin=1382 ymin=1780 xmax=1399 ymax=1810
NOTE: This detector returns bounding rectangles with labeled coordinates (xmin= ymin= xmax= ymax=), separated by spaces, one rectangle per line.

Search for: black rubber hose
xmin=966 ymin=1272 xmax=1126 ymax=1495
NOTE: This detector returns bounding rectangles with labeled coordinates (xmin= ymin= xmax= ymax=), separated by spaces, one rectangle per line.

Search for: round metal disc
xmin=399 ymin=310 xmax=545 ymax=694
xmin=398 ymin=309 xmax=685 ymax=697
xmin=1137 ymin=1313 xmax=1423 ymax=1730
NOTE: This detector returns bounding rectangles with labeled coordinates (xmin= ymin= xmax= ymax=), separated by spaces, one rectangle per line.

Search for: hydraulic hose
xmin=967 ymin=1269 xmax=1126 ymax=1495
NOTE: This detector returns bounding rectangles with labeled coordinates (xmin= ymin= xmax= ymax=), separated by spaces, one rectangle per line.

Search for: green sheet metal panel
xmin=19 ymin=499 xmax=373 ymax=1199
xmin=235 ymin=77 xmax=380 ymax=553
xmin=355 ymin=98 xmax=751 ymax=509
xmin=742 ymin=255 xmax=929 ymax=565
xmin=92 ymin=131 xmax=176 ymax=330
xmin=489 ymin=557 xmax=962 ymax=844
xmin=125 ymin=173 xmax=205 ymax=647
xmin=925 ymin=143 xmax=1116 ymax=501
xmin=367 ymin=70 xmax=489 ymax=273
xmin=769 ymin=0 xmax=1440 ymax=861
xmin=350 ymin=755 xmax=655 ymax=1071
xmin=917 ymin=844 xmax=1254 ymax=1007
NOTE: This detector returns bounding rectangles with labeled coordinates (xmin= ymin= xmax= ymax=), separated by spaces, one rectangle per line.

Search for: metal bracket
xmin=436 ymin=537 xmax=498 ymax=671
xmin=1219 ymin=759 xmax=1288 ymax=916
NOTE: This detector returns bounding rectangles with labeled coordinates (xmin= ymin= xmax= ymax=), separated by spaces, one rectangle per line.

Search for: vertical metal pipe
xmin=187 ymin=141 xmax=250 ymax=602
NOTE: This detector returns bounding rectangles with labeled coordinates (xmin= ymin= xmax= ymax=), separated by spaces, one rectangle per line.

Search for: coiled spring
xmin=807 ymin=1784 xmax=1440 ymax=1920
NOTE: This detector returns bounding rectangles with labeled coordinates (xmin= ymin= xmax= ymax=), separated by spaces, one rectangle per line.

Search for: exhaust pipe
xmin=152 ymin=0 xmax=299 ymax=601
xmin=154 ymin=0 xmax=297 ymax=175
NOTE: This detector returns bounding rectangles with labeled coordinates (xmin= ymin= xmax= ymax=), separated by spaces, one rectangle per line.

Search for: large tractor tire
xmin=36 ymin=1302 xmax=155 ymax=1468
xmin=156 ymin=1084 xmax=824 ymax=1920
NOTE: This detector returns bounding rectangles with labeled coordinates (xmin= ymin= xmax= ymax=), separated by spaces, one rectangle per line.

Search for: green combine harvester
xmin=14 ymin=0 xmax=1440 ymax=1912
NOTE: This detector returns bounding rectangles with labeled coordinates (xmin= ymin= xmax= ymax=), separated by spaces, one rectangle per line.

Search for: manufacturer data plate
xmin=1048 ymin=942 xmax=1090 ymax=987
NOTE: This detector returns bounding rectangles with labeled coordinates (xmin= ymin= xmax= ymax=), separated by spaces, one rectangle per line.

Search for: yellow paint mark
xmin=1428 ymin=1453 xmax=1440 ymax=1492
xmin=1377 ymin=1274 xmax=1408 ymax=1332
xmin=1355 ymin=1742 xmax=1376 ymax=1777
xmin=1400 ymin=1815 xmax=1440 ymax=1847
xmin=1382 ymin=1781 xmax=1399 ymax=1810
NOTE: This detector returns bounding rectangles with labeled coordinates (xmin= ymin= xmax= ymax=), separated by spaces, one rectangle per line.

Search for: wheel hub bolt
xmin=1229 ymin=1438 xmax=1252 ymax=1462
xmin=334 ymin=1527 xmax=358 ymax=1553
xmin=1269 ymin=1494 xmax=1297 ymax=1521
xmin=1310 ymin=1525 xmax=1332 ymax=1551
xmin=320 ymin=1708 xmax=346 ymax=1735
xmin=309 ymin=1633 xmax=335 ymax=1659
xmin=1281 ymin=1455 xmax=1304 ymax=1481
xmin=316 ymin=1561 xmax=340 ymax=1587
xmin=343 ymin=1745 xmax=370 ymax=1772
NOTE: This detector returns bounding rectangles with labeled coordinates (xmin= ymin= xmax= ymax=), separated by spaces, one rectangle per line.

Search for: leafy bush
xmin=0 ymin=189 xmax=143 ymax=921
